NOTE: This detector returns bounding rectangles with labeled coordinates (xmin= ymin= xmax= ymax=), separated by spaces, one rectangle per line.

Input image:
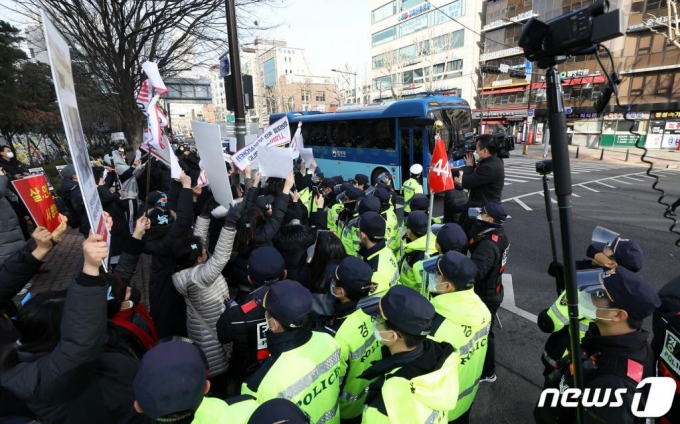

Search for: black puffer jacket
xmin=443 ymin=183 xmax=468 ymax=224
xmin=461 ymin=154 xmax=505 ymax=207
xmin=272 ymin=223 xmax=316 ymax=281
xmin=0 ymin=273 xmax=143 ymax=423
xmin=142 ymin=186 xmax=194 ymax=338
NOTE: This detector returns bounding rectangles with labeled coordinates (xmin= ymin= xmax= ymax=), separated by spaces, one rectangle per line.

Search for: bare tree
xmin=414 ymin=29 xmax=464 ymax=92
xmin=644 ymin=1 xmax=680 ymax=49
xmin=377 ymin=50 xmax=405 ymax=100
xmin=8 ymin=0 xmax=279 ymax=146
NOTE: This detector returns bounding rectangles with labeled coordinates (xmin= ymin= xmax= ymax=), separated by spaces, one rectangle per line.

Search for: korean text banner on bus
xmin=42 ymin=10 xmax=110 ymax=266
xmin=232 ymin=116 xmax=291 ymax=170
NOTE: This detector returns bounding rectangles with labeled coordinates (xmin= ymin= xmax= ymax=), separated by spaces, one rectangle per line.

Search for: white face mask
xmin=372 ymin=321 xmax=394 ymax=343
xmin=5 ymin=152 xmax=14 ymax=159
xmin=473 ymin=151 xmax=481 ymax=162
xmin=427 ymin=274 xmax=444 ymax=293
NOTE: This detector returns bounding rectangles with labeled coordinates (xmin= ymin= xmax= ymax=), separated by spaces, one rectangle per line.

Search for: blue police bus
xmin=269 ymin=94 xmax=472 ymax=190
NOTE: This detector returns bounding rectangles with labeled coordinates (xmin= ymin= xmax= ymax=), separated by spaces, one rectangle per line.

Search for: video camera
xmin=535 ymin=160 xmax=554 ymax=175
xmin=518 ymin=0 xmax=624 ymax=68
xmin=451 ymin=132 xmax=477 ymax=161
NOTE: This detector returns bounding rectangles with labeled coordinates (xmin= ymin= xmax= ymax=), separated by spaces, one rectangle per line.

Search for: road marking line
xmin=571 ymin=193 xmax=581 ymax=198
xmin=595 ymin=181 xmax=616 ymax=188
xmin=501 ymin=274 xmax=538 ymax=323
xmin=577 ymin=184 xmax=599 ymax=192
xmin=621 ymin=176 xmax=644 ymax=182
xmin=504 ymin=182 xmax=513 ymax=186
xmin=609 ymin=178 xmax=631 ymax=185
xmin=514 ymin=198 xmax=532 ymax=211
xmin=538 ymin=192 xmax=558 ymax=203
xmin=505 ymin=177 xmax=529 ymax=183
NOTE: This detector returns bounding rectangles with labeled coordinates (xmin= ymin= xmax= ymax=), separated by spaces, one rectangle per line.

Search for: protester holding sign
xmin=0 ymin=168 xmax=25 ymax=267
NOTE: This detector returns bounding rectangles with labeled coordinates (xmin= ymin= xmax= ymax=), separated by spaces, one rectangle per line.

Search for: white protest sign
xmin=300 ymin=148 xmax=315 ymax=168
xmin=258 ymin=145 xmax=295 ymax=179
xmin=42 ymin=10 xmax=110 ymax=266
xmin=231 ymin=117 xmax=291 ymax=170
xmin=290 ymin=126 xmax=302 ymax=159
xmin=150 ymin=134 xmax=181 ymax=178
xmin=192 ymin=121 xmax=234 ymax=207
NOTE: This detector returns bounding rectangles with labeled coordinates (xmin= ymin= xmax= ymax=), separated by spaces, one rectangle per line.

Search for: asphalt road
xmin=397 ymin=155 xmax=680 ymax=422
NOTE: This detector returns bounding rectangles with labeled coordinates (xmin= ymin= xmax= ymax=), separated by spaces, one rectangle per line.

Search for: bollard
xmin=523 ymin=143 xmax=529 ymax=155
xmin=576 ymin=146 xmax=580 ymax=159
xmin=625 ymin=149 xmax=629 ymax=162
xmin=599 ymin=148 xmax=604 ymax=161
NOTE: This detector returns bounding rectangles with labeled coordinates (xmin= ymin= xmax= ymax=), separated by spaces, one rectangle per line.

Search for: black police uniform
xmin=535 ymin=267 xmax=661 ymax=424
xmin=466 ymin=205 xmax=510 ymax=379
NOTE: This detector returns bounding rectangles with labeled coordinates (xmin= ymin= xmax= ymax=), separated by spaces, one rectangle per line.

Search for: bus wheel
xmin=372 ymin=167 xmax=390 ymax=186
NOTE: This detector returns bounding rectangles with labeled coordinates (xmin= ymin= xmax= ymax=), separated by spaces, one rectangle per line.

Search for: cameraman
xmin=456 ymin=134 xmax=505 ymax=208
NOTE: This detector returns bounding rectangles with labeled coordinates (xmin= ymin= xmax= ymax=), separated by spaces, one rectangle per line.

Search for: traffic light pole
xmin=225 ymin=0 xmax=247 ymax=150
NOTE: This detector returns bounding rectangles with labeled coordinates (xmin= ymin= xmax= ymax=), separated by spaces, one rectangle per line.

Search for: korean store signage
xmin=480 ymin=46 xmax=524 ymax=61
xmin=652 ymin=111 xmax=680 ymax=119
xmin=483 ymin=11 xmax=537 ymax=31
xmin=398 ymin=2 xmax=431 ymax=21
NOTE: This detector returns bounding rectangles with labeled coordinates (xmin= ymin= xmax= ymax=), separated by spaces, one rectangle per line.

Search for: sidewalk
xmin=520 ymin=143 xmax=680 ymax=169
xmin=22 ymin=229 xmax=152 ymax=308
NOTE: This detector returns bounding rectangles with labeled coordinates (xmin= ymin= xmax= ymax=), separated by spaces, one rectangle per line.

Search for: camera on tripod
xmin=518 ymin=0 xmax=624 ymax=68
xmin=535 ymin=160 xmax=554 ymax=176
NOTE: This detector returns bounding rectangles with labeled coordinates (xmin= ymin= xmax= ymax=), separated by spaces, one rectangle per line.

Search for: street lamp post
xmin=331 ymin=68 xmax=357 ymax=105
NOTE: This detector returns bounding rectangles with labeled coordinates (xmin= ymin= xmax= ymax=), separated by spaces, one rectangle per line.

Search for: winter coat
xmin=110 ymin=151 xmax=144 ymax=201
xmin=0 ymin=157 xmax=28 ymax=179
xmin=460 ymin=154 xmax=505 ymax=207
xmin=272 ymin=223 xmax=316 ymax=282
xmin=60 ymin=178 xmax=89 ymax=237
xmin=0 ymin=175 xmax=25 ymax=267
xmin=0 ymin=273 xmax=142 ymax=423
xmin=226 ymin=192 xmax=289 ymax=288
xmin=97 ymin=185 xmax=127 ymax=257
xmin=143 ymin=186 xmax=194 ymax=338
xmin=443 ymin=183 xmax=469 ymax=224
xmin=173 ymin=217 xmax=235 ymax=377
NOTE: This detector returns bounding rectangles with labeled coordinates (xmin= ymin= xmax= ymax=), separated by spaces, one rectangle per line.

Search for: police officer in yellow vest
xmin=334 ymin=185 xmax=363 ymax=237
xmin=242 ymin=280 xmax=342 ymax=423
xmin=399 ymin=211 xmax=438 ymax=292
xmin=374 ymin=188 xmax=398 ymax=254
xmin=358 ymin=211 xmax=399 ymax=294
xmin=351 ymin=173 xmax=374 ymax=196
xmin=359 ymin=285 xmax=460 ymax=423
xmin=412 ymin=223 xmax=468 ymax=296
xmin=401 ymin=164 xmax=423 ymax=217
xmin=537 ymin=231 xmax=644 ymax=381
xmin=324 ymin=257 xmax=383 ymax=423
xmin=393 ymin=195 xmax=442 ymax=261
xmin=425 ymin=251 xmax=491 ymax=423
xmin=342 ymin=196 xmax=381 ymax=258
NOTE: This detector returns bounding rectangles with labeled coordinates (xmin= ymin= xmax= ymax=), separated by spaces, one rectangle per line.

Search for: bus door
xmin=398 ymin=119 xmax=428 ymax=191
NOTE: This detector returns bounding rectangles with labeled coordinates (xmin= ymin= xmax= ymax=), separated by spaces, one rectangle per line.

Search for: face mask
xmin=578 ymin=282 xmax=619 ymax=321
xmin=428 ymin=275 xmax=444 ymax=293
xmin=372 ymin=321 xmax=394 ymax=343
xmin=4 ymin=152 xmax=14 ymax=159
xmin=330 ymin=282 xmax=342 ymax=298
xmin=473 ymin=151 xmax=481 ymax=162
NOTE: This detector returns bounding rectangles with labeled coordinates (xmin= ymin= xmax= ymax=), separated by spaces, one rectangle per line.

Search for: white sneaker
xmin=479 ymin=374 xmax=497 ymax=383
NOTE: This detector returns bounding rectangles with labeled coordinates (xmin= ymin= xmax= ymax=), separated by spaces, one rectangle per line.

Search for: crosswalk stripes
xmin=501 ymin=162 xmax=626 ymax=185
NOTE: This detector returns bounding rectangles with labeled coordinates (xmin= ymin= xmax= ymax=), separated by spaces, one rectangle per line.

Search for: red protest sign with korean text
xmin=428 ymin=136 xmax=454 ymax=193
xmin=11 ymin=175 xmax=60 ymax=232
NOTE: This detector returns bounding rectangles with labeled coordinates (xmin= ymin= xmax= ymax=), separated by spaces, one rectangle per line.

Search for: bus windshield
xmin=430 ymin=108 xmax=472 ymax=152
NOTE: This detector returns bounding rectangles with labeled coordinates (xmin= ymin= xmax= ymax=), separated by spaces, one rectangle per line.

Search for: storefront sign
xmin=400 ymin=13 xmax=429 ymax=36
xmin=474 ymin=109 xmax=527 ymax=119
xmin=604 ymin=111 xmax=649 ymax=120
xmin=653 ymin=111 xmax=680 ymax=119
xmin=627 ymin=17 xmax=672 ymax=32
xmin=398 ymin=2 xmax=431 ymax=21
xmin=568 ymin=112 xmax=599 ymax=119
xmin=483 ymin=11 xmax=537 ymax=31
xmin=560 ymin=69 xmax=590 ymax=78
xmin=480 ymin=47 xmax=523 ymax=61
xmin=492 ymin=79 xmax=513 ymax=87
xmin=646 ymin=121 xmax=665 ymax=149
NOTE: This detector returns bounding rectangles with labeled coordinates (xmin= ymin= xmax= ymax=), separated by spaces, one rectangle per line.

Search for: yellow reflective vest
xmin=402 ymin=178 xmax=423 ymax=214
xmin=361 ymin=342 xmax=459 ymax=424
xmin=330 ymin=308 xmax=382 ymax=419
xmin=241 ymin=331 xmax=343 ymax=424
xmin=429 ymin=290 xmax=491 ymax=421
xmin=399 ymin=233 xmax=438 ymax=292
